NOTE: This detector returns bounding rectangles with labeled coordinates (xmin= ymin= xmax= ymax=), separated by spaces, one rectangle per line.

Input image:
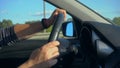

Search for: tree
xmin=46 ymin=25 xmax=53 ymax=32
xmin=113 ymin=17 xmax=120 ymax=25
xmin=25 ymin=21 xmax=34 ymax=24
xmin=0 ymin=21 xmax=2 ymax=28
xmin=25 ymin=20 xmax=40 ymax=24
xmin=1 ymin=19 xmax=13 ymax=28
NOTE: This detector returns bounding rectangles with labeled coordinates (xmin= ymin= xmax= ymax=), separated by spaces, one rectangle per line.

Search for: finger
xmin=54 ymin=11 xmax=58 ymax=16
xmin=50 ymin=47 xmax=59 ymax=53
xmin=51 ymin=51 xmax=59 ymax=59
xmin=62 ymin=10 xmax=66 ymax=20
xmin=48 ymin=59 xmax=58 ymax=67
xmin=47 ymin=47 xmax=59 ymax=59
xmin=45 ymin=41 xmax=60 ymax=48
xmin=53 ymin=8 xmax=59 ymax=16
xmin=57 ymin=9 xmax=66 ymax=20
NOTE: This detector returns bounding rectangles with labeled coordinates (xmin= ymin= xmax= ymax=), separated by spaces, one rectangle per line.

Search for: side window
xmin=80 ymin=0 xmax=120 ymax=26
xmin=0 ymin=0 xmax=72 ymax=40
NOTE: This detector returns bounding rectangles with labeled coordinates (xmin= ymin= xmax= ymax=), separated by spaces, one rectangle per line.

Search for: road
xmin=28 ymin=32 xmax=50 ymax=39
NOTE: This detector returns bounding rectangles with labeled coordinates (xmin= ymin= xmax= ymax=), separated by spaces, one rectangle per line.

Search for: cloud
xmin=104 ymin=10 xmax=120 ymax=13
xmin=0 ymin=10 xmax=8 ymax=14
xmin=104 ymin=10 xmax=120 ymax=15
xmin=31 ymin=10 xmax=53 ymax=16
xmin=98 ymin=10 xmax=120 ymax=14
xmin=113 ymin=10 xmax=120 ymax=14
xmin=32 ymin=12 xmax=43 ymax=16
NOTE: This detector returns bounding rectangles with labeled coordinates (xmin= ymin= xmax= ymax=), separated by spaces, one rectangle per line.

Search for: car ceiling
xmin=45 ymin=0 xmax=109 ymax=23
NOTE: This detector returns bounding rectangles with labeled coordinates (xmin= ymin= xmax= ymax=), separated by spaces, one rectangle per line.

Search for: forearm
xmin=18 ymin=60 xmax=33 ymax=68
xmin=0 ymin=26 xmax=18 ymax=47
xmin=14 ymin=21 xmax=44 ymax=40
xmin=0 ymin=20 xmax=46 ymax=47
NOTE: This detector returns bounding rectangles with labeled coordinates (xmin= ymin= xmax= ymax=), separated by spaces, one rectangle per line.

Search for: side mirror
xmin=62 ymin=21 xmax=76 ymax=37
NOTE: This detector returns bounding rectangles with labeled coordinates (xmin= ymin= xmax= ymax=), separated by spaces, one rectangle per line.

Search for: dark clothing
xmin=0 ymin=26 xmax=18 ymax=47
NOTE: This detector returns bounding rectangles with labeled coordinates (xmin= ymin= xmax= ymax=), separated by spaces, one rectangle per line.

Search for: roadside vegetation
xmin=0 ymin=17 xmax=120 ymax=32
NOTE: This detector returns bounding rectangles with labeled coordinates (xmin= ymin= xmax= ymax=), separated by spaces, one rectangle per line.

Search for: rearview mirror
xmin=62 ymin=21 xmax=76 ymax=37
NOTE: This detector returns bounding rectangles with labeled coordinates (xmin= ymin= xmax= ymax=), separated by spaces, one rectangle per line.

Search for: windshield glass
xmin=78 ymin=0 xmax=120 ymax=25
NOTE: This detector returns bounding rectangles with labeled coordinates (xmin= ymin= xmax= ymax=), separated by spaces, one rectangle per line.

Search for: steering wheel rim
xmin=48 ymin=13 xmax=65 ymax=68
xmin=48 ymin=13 xmax=64 ymax=42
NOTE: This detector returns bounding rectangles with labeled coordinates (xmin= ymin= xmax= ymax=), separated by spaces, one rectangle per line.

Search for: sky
xmin=0 ymin=0 xmax=120 ymax=24
xmin=0 ymin=0 xmax=55 ymax=24
xmin=80 ymin=0 xmax=120 ymax=19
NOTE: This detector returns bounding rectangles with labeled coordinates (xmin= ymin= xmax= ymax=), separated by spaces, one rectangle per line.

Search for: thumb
xmin=45 ymin=41 xmax=60 ymax=48
xmin=54 ymin=12 xmax=58 ymax=16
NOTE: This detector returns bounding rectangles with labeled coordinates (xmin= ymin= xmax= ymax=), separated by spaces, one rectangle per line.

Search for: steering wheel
xmin=48 ymin=13 xmax=77 ymax=68
xmin=48 ymin=13 xmax=64 ymax=42
xmin=48 ymin=13 xmax=79 ymax=68
xmin=48 ymin=13 xmax=64 ymax=68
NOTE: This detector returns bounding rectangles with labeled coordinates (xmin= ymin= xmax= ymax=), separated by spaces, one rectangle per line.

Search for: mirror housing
xmin=62 ymin=21 xmax=76 ymax=37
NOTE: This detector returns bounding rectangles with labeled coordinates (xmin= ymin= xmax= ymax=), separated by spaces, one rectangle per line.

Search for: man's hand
xmin=50 ymin=8 xmax=66 ymax=20
xmin=18 ymin=41 xmax=60 ymax=68
xmin=43 ymin=8 xmax=66 ymax=28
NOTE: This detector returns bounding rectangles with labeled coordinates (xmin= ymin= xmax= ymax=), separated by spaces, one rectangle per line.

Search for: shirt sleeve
xmin=0 ymin=26 xmax=19 ymax=47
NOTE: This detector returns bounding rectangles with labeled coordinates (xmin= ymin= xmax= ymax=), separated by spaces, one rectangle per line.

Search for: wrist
xmin=41 ymin=18 xmax=49 ymax=29
xmin=41 ymin=17 xmax=54 ymax=29
xmin=18 ymin=60 xmax=34 ymax=68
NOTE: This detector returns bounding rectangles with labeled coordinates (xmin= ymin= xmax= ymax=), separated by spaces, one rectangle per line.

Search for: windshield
xmin=78 ymin=0 xmax=120 ymax=25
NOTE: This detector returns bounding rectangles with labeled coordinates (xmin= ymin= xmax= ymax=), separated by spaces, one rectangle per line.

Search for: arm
xmin=14 ymin=8 xmax=66 ymax=40
xmin=14 ymin=21 xmax=44 ymax=40
xmin=0 ymin=8 xmax=66 ymax=47
xmin=18 ymin=9 xmax=66 ymax=68
xmin=18 ymin=41 xmax=60 ymax=68
xmin=0 ymin=18 xmax=50 ymax=46
xmin=0 ymin=20 xmax=45 ymax=47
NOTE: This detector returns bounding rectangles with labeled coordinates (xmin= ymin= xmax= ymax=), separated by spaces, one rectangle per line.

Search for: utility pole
xmin=43 ymin=0 xmax=46 ymax=32
xmin=43 ymin=0 xmax=46 ymax=18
